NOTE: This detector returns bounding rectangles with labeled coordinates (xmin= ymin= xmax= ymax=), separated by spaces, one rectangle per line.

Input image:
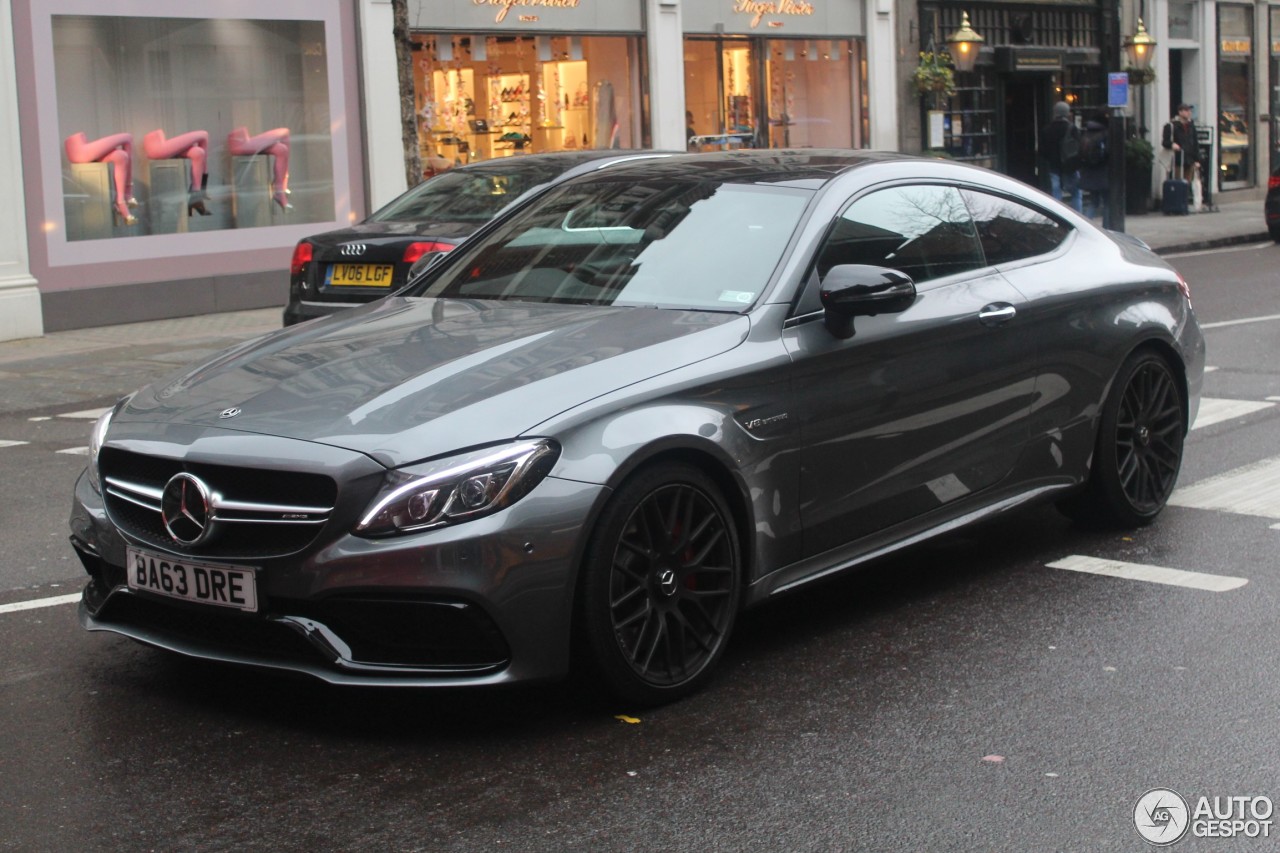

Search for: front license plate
xmin=126 ymin=547 xmax=259 ymax=612
xmin=327 ymin=263 xmax=394 ymax=287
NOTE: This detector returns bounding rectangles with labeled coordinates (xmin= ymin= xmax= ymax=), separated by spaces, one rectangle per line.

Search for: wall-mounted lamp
xmin=946 ymin=11 xmax=984 ymax=72
xmin=1123 ymin=18 xmax=1156 ymax=70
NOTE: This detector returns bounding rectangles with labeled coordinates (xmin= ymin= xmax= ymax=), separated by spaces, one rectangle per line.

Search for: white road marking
xmin=1200 ymin=312 xmax=1280 ymax=330
xmin=1047 ymin=555 xmax=1247 ymax=592
xmin=1268 ymin=396 xmax=1280 ymax=402
xmin=28 ymin=416 xmax=51 ymax=422
xmin=1203 ymin=366 xmax=1219 ymax=373
xmin=1170 ymin=456 xmax=1280 ymax=520
xmin=0 ymin=440 xmax=29 ymax=448
xmin=1192 ymin=397 xmax=1275 ymax=430
xmin=56 ymin=407 xmax=110 ymax=420
xmin=56 ymin=446 xmax=89 ymax=456
xmin=0 ymin=593 xmax=82 ymax=615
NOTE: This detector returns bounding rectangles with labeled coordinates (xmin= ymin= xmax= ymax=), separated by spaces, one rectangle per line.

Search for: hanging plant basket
xmin=912 ymin=51 xmax=956 ymax=99
xmin=1124 ymin=66 xmax=1157 ymax=87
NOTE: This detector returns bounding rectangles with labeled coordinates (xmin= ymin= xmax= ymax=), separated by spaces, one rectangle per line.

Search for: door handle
xmin=978 ymin=303 xmax=1017 ymax=326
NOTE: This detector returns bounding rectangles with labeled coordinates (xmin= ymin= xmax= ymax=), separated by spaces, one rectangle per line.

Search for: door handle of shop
xmin=978 ymin=303 xmax=1017 ymax=326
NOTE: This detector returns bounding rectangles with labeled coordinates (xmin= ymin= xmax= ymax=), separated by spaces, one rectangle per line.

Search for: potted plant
xmin=1125 ymin=136 xmax=1155 ymax=214
xmin=912 ymin=51 xmax=956 ymax=102
xmin=1123 ymin=66 xmax=1157 ymax=87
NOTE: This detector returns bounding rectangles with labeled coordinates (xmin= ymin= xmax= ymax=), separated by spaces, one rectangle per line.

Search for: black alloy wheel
xmin=580 ymin=463 xmax=741 ymax=705
xmin=1061 ymin=349 xmax=1186 ymax=527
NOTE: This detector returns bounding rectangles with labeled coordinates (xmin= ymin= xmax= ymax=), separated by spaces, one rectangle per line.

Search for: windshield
xmin=369 ymin=164 xmax=569 ymax=224
xmin=409 ymin=177 xmax=812 ymax=310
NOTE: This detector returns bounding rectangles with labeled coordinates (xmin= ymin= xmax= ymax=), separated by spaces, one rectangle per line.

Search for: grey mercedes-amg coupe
xmin=71 ymin=150 xmax=1204 ymax=705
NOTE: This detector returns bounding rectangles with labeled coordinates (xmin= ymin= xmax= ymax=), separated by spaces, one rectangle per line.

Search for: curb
xmin=1150 ymin=231 xmax=1272 ymax=256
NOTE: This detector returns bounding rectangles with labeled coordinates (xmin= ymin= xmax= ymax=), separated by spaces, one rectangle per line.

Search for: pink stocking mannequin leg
xmin=65 ymin=132 xmax=137 ymax=223
xmin=227 ymin=127 xmax=291 ymax=210
xmin=145 ymin=130 xmax=211 ymax=215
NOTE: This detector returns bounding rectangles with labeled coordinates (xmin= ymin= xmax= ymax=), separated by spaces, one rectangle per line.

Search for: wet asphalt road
xmin=2 ymin=243 xmax=1279 ymax=851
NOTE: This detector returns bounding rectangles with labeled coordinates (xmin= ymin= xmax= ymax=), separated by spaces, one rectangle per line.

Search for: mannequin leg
xmin=144 ymin=130 xmax=209 ymax=192
xmin=102 ymin=149 xmax=134 ymax=222
xmin=66 ymin=132 xmax=138 ymax=215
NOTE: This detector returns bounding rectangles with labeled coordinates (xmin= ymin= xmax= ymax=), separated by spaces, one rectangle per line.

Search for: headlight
xmin=355 ymin=439 xmax=559 ymax=537
xmin=87 ymin=408 xmax=115 ymax=494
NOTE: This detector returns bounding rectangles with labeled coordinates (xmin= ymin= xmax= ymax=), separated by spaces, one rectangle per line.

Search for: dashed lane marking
xmin=0 ymin=593 xmax=82 ymax=615
xmin=1193 ymin=397 xmax=1275 ymax=430
xmin=1047 ymin=556 xmax=1247 ymax=592
xmin=56 ymin=446 xmax=89 ymax=456
xmin=1170 ymin=455 xmax=1280 ymax=520
xmin=0 ymin=440 xmax=29 ymax=448
xmin=1199 ymin=312 xmax=1280 ymax=330
xmin=27 ymin=416 xmax=51 ymax=422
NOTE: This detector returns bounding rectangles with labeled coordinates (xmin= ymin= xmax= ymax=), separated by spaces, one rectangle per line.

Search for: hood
xmin=119 ymin=298 xmax=749 ymax=468
xmin=310 ymin=220 xmax=476 ymax=246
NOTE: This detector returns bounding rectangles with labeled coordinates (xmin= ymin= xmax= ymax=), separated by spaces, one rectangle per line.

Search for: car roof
xmin=446 ymin=150 xmax=667 ymax=177
xmin=575 ymin=149 xmax=914 ymax=187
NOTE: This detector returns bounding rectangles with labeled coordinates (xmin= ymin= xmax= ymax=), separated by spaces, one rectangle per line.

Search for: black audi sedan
xmin=1266 ymin=164 xmax=1280 ymax=241
xmin=73 ymin=150 xmax=1204 ymax=705
xmin=282 ymin=150 xmax=667 ymax=326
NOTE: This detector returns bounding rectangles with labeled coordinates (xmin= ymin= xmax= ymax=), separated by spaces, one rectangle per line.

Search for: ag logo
xmin=1135 ymin=788 xmax=1190 ymax=846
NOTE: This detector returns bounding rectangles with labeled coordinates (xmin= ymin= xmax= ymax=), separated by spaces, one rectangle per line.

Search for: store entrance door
xmin=1000 ymin=75 xmax=1049 ymax=189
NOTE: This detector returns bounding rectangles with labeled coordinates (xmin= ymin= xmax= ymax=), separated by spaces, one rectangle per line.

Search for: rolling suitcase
xmin=1162 ymin=150 xmax=1190 ymax=216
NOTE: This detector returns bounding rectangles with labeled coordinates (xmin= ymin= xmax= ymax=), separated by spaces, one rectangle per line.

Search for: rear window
xmin=368 ymin=165 xmax=568 ymax=224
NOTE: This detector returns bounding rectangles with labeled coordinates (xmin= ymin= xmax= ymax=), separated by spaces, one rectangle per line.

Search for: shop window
xmin=765 ymin=40 xmax=854 ymax=149
xmin=1218 ymin=4 xmax=1254 ymax=189
xmin=415 ymin=35 xmax=641 ymax=165
xmin=52 ymin=15 xmax=335 ymax=242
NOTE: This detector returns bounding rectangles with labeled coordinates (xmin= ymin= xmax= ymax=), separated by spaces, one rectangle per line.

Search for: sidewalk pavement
xmin=0 ymin=196 xmax=1270 ymax=396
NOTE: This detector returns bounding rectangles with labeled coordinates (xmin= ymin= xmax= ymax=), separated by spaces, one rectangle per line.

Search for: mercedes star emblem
xmin=160 ymin=473 xmax=215 ymax=546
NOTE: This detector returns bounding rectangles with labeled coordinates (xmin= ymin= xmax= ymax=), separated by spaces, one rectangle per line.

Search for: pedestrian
xmin=1039 ymin=101 xmax=1083 ymax=212
xmin=1078 ymin=111 xmax=1111 ymax=228
xmin=1161 ymin=103 xmax=1201 ymax=183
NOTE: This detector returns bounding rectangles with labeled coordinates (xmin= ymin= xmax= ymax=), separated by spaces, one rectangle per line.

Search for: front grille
xmin=100 ymin=448 xmax=338 ymax=559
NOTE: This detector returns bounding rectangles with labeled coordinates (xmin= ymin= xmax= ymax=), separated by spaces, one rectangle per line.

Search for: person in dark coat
xmin=1079 ymin=112 xmax=1111 ymax=229
xmin=1039 ymin=101 xmax=1082 ymax=212
xmin=1162 ymin=103 xmax=1201 ymax=183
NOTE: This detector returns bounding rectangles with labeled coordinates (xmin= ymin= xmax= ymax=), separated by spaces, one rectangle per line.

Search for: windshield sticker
xmin=718 ymin=290 xmax=756 ymax=304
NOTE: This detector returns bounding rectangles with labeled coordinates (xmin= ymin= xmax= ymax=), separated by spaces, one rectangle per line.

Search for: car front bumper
xmin=70 ymin=466 xmax=607 ymax=687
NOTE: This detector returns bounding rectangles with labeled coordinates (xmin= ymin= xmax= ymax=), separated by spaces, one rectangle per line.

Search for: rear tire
xmin=578 ymin=463 xmax=741 ymax=706
xmin=1059 ymin=349 xmax=1186 ymax=527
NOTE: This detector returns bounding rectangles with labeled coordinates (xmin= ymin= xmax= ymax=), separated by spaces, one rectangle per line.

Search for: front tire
xmin=1060 ymin=349 xmax=1186 ymax=527
xmin=579 ymin=463 xmax=742 ymax=706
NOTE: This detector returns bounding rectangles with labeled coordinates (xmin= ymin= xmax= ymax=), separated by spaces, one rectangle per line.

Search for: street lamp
xmin=945 ymin=12 xmax=985 ymax=73
xmin=1123 ymin=18 xmax=1156 ymax=70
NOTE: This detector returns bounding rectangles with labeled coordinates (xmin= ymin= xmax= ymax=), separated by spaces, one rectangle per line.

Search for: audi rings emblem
xmin=340 ymin=243 xmax=366 ymax=256
xmin=219 ymin=407 xmax=241 ymax=419
xmin=161 ymin=473 xmax=215 ymax=546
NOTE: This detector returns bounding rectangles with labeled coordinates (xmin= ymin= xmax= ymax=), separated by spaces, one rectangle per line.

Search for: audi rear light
xmin=1269 ymin=174 xmax=1280 ymax=190
xmin=403 ymin=241 xmax=454 ymax=264
xmin=290 ymin=241 xmax=314 ymax=276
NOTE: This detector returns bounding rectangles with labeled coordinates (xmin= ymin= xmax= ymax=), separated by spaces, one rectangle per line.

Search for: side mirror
xmin=819 ymin=264 xmax=916 ymax=339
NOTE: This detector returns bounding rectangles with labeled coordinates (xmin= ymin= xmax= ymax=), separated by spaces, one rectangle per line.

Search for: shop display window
xmin=684 ymin=38 xmax=858 ymax=152
xmin=1218 ymin=4 xmax=1254 ymax=188
xmin=415 ymin=35 xmax=641 ymax=164
xmin=51 ymin=15 xmax=336 ymax=242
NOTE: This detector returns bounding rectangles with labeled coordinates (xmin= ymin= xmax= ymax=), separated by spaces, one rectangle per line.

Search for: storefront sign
xmin=1220 ymin=38 xmax=1251 ymax=55
xmin=994 ymin=47 xmax=1062 ymax=73
xmin=474 ymin=0 xmax=580 ymax=25
xmin=413 ymin=0 xmax=640 ymax=33
xmin=682 ymin=0 xmax=862 ymax=37
xmin=732 ymin=0 xmax=816 ymax=29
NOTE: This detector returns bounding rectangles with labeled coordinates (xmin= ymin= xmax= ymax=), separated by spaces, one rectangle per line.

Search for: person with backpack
xmin=1039 ymin=101 xmax=1083 ymax=212
xmin=1078 ymin=111 xmax=1111 ymax=228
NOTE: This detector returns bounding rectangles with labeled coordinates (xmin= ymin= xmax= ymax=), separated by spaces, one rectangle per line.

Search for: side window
xmin=815 ymin=185 xmax=984 ymax=286
xmin=960 ymin=189 xmax=1071 ymax=265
